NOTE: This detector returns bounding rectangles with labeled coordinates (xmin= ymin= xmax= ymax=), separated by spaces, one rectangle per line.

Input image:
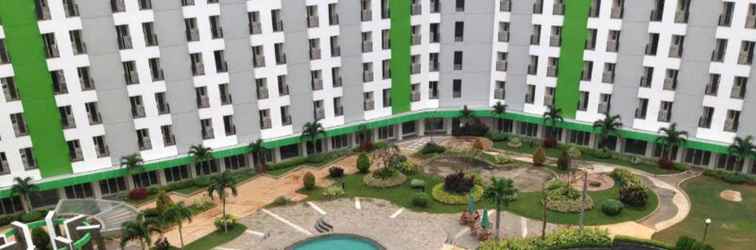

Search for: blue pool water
xmin=291 ymin=235 xmax=380 ymax=250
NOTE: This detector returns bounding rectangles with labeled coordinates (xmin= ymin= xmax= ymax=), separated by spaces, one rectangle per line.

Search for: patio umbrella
xmin=466 ymin=194 xmax=477 ymax=214
xmin=480 ymin=209 xmax=491 ymax=230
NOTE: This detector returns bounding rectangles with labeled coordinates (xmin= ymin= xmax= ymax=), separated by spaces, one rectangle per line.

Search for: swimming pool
xmin=287 ymin=234 xmax=385 ymax=250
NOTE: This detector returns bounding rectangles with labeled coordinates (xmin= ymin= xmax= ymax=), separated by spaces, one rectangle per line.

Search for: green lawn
xmin=653 ymin=176 xmax=756 ymax=250
xmin=302 ymin=173 xmax=657 ymax=225
xmin=493 ymin=142 xmax=679 ymax=175
xmin=182 ymin=224 xmax=247 ymax=250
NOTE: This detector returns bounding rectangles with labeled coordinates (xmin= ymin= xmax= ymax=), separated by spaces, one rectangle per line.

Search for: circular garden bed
xmin=431 ymin=183 xmax=484 ymax=205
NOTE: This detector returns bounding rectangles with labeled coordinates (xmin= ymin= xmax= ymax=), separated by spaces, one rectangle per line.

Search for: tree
xmin=248 ymin=139 xmax=268 ymax=174
xmin=301 ymin=121 xmax=326 ymax=154
xmin=189 ymin=144 xmax=213 ymax=174
xmin=163 ymin=202 xmax=193 ymax=249
xmin=10 ymin=177 xmax=37 ymax=213
xmin=542 ymin=106 xmax=564 ymax=146
xmin=120 ymin=214 xmax=161 ymax=250
xmin=592 ymin=114 xmax=623 ymax=150
xmin=459 ymin=105 xmax=476 ymax=126
xmin=483 ymin=177 xmax=518 ymax=240
xmin=207 ymin=171 xmax=238 ymax=232
xmin=728 ymin=136 xmax=754 ymax=172
xmin=492 ymin=102 xmax=508 ymax=132
xmin=656 ymin=123 xmax=688 ymax=161
xmin=121 ymin=153 xmax=144 ymax=173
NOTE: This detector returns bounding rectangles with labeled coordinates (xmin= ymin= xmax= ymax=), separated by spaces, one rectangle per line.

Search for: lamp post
xmin=702 ymin=218 xmax=712 ymax=243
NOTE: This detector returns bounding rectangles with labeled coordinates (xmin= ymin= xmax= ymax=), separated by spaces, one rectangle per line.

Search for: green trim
xmin=0 ymin=108 xmax=739 ymax=199
xmin=555 ymin=0 xmax=591 ymax=119
xmin=390 ymin=0 xmax=412 ymax=114
xmin=0 ymin=0 xmax=73 ymax=177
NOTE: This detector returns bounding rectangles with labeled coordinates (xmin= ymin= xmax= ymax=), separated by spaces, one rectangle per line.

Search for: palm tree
xmin=542 ymin=105 xmax=564 ymax=141
xmin=459 ymin=105 xmax=476 ymax=126
xmin=592 ymin=114 xmax=623 ymax=150
xmin=728 ymin=136 xmax=755 ymax=172
xmin=163 ymin=202 xmax=193 ymax=249
xmin=120 ymin=153 xmax=144 ymax=173
xmin=483 ymin=177 xmax=518 ymax=240
xmin=301 ymin=121 xmax=326 ymax=154
xmin=248 ymin=139 xmax=268 ymax=174
xmin=120 ymin=214 xmax=161 ymax=250
xmin=189 ymin=144 xmax=213 ymax=174
xmin=492 ymin=102 xmax=507 ymax=132
xmin=10 ymin=177 xmax=38 ymax=213
xmin=207 ymin=171 xmax=238 ymax=232
xmin=656 ymin=123 xmax=688 ymax=161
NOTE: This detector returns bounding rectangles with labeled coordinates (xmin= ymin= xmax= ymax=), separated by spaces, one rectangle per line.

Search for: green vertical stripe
xmin=555 ymin=0 xmax=591 ymax=119
xmin=0 ymin=0 xmax=73 ymax=177
xmin=390 ymin=0 xmax=411 ymax=114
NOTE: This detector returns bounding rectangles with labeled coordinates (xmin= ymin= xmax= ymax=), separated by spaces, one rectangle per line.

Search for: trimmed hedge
xmin=703 ymin=168 xmax=756 ymax=185
xmin=613 ymin=235 xmax=674 ymax=250
xmin=600 ymin=199 xmax=624 ymax=216
xmin=431 ymin=183 xmax=483 ymax=205
xmin=479 ymin=228 xmax=612 ymax=250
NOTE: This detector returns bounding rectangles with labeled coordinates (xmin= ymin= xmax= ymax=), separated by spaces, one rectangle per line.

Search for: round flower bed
xmin=363 ymin=172 xmax=407 ymax=188
xmin=431 ymin=183 xmax=484 ymax=205
xmin=545 ymin=181 xmax=594 ymax=213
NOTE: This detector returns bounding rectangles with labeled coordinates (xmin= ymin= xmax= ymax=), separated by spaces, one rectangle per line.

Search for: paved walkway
xmin=120 ymin=155 xmax=360 ymax=249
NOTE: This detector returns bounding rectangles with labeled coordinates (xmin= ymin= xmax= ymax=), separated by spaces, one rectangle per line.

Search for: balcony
xmin=249 ymin=22 xmax=262 ymax=34
xmin=192 ymin=63 xmax=205 ymax=76
xmin=498 ymin=31 xmax=509 ymax=42
xmin=187 ymin=29 xmax=199 ymax=42
xmin=674 ymin=10 xmax=688 ymax=23
xmin=640 ymin=76 xmax=650 ymax=87
xmin=598 ymin=103 xmax=609 ymax=114
xmin=202 ymin=128 xmax=214 ymax=139
xmin=80 ymin=77 xmax=95 ymax=90
xmin=657 ymin=110 xmax=670 ymax=122
xmin=261 ymin=117 xmax=272 ymax=129
xmin=126 ymin=71 xmax=139 ymax=85
xmin=312 ymin=79 xmax=323 ymax=91
xmin=495 ymin=89 xmax=505 ymax=99
xmin=544 ymin=95 xmax=554 ymax=106
xmin=547 ymin=65 xmax=557 ymax=77
xmin=273 ymin=20 xmax=284 ymax=32
xmin=669 ymin=45 xmax=682 ymax=58
xmin=133 ymin=105 xmax=146 ymax=118
xmin=307 ymin=16 xmax=319 ymax=28
xmin=314 ymin=108 xmax=325 ymax=120
xmin=333 ymin=77 xmax=342 ymax=87
xmin=310 ymin=48 xmax=321 ymax=60
xmin=611 ymin=7 xmax=623 ymax=19
xmin=725 ymin=119 xmax=738 ymax=132
xmin=158 ymin=103 xmax=171 ymax=114
xmin=88 ymin=112 xmax=102 ymax=125
xmin=738 ymin=52 xmax=752 ymax=65
xmin=363 ymin=71 xmax=374 ymax=82
xmin=500 ymin=0 xmax=511 ymax=11
xmin=96 ymin=145 xmax=110 ymax=158
xmin=364 ymin=100 xmax=375 ymax=110
xmin=282 ymin=115 xmax=292 ymax=126
xmin=553 ymin=3 xmax=564 ymax=15
xmin=164 ymin=134 xmax=176 ymax=146
xmin=496 ymin=61 xmax=508 ymax=71
xmin=362 ymin=41 xmax=373 ymax=53
xmin=607 ymin=40 xmax=619 ymax=52
xmin=257 ymin=88 xmax=269 ymax=99
xmin=747 ymin=15 xmax=756 ymax=29
xmin=197 ymin=96 xmax=210 ymax=109
xmin=412 ymin=35 xmax=421 ymax=45
xmin=412 ymin=91 xmax=420 ymax=102
xmin=361 ymin=9 xmax=372 ymax=21
xmin=411 ymin=63 xmax=421 ymax=74
xmin=412 ymin=4 xmax=422 ymax=15
xmin=254 ymin=55 xmax=265 ymax=67
xmin=602 ymin=71 xmax=615 ymax=83
xmin=550 ymin=36 xmax=561 ymax=47
xmin=663 ymin=78 xmax=676 ymax=90
xmin=71 ymin=148 xmax=83 ymax=162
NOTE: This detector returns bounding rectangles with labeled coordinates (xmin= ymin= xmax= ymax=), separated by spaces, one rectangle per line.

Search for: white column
xmin=92 ymin=181 xmax=103 ymax=199
xmin=396 ymin=125 xmax=404 ymax=140
xmin=273 ymin=148 xmax=282 ymax=162
xmin=324 ymin=137 xmax=332 ymax=152
xmin=445 ymin=118 xmax=453 ymax=135
xmin=300 ymin=143 xmax=308 ymax=157
xmin=417 ymin=119 xmax=426 ymax=136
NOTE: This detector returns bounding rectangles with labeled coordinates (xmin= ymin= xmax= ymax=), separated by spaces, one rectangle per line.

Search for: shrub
xmin=410 ymin=179 xmax=426 ymax=190
xmin=487 ymin=132 xmax=510 ymax=142
xmin=619 ymin=185 xmax=649 ymax=208
xmin=328 ymin=166 xmax=344 ymax=178
xmin=443 ymin=172 xmax=476 ymax=194
xmin=431 ymin=183 xmax=484 ymax=205
xmin=543 ymin=137 xmax=558 ymax=148
xmin=372 ymin=166 xmax=398 ymax=179
xmin=532 ymin=147 xmax=546 ymax=166
xmin=128 ymin=187 xmax=149 ymax=201
xmin=601 ymin=199 xmax=624 ymax=216
xmin=396 ymin=161 xmax=419 ymax=176
xmin=32 ymin=228 xmax=52 ymax=250
xmin=155 ymin=190 xmax=174 ymax=214
xmin=675 ymin=236 xmax=714 ymax=250
xmin=658 ymin=158 xmax=675 ymax=169
xmin=411 ymin=193 xmax=430 ymax=208
xmin=545 ymin=180 xmax=594 ymax=213
xmin=363 ymin=172 xmax=407 ymax=188
xmin=479 ymin=228 xmax=611 ymax=250
xmin=19 ymin=210 xmax=45 ymax=223
xmin=303 ymin=172 xmax=316 ymax=190
xmin=610 ymin=168 xmax=644 ymax=187
xmin=492 ymin=155 xmax=512 ymax=165
xmin=419 ymin=142 xmax=446 ymax=155
xmin=613 ymin=235 xmax=674 ymax=250
xmin=357 ymin=153 xmax=371 ymax=174
xmin=322 ymin=186 xmax=345 ymax=200
xmin=193 ymin=176 xmax=211 ymax=187
xmin=557 ymin=150 xmax=571 ymax=171
xmin=722 ymin=172 xmax=750 ymax=185
xmin=213 ymin=215 xmax=238 ymax=231
xmin=592 ymin=148 xmax=613 ymax=159
xmin=567 ymin=146 xmax=582 ymax=160
xmin=507 ymin=137 xmax=522 ymax=148
xmin=270 ymin=196 xmax=292 ymax=207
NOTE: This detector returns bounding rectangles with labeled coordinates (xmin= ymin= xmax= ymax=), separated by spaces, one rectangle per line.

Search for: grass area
xmin=653 ymin=176 xmax=756 ymax=250
xmin=493 ymin=142 xmax=679 ymax=175
xmin=267 ymin=151 xmax=349 ymax=177
xmin=182 ymin=224 xmax=248 ymax=250
xmin=174 ymin=185 xmax=203 ymax=195
xmin=301 ymin=173 xmax=657 ymax=225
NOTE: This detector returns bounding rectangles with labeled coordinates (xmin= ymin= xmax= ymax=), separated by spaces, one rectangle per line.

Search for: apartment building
xmin=0 ymin=0 xmax=754 ymax=215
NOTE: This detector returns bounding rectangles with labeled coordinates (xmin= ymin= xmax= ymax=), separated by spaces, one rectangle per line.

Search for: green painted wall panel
xmin=390 ymin=0 xmax=412 ymax=114
xmin=0 ymin=0 xmax=73 ymax=177
xmin=555 ymin=0 xmax=591 ymax=119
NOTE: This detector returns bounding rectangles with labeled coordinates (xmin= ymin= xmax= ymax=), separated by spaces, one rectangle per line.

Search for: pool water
xmin=292 ymin=235 xmax=380 ymax=250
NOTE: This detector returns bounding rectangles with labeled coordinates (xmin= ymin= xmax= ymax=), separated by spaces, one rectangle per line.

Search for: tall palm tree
xmin=483 ymin=177 xmax=518 ymax=240
xmin=163 ymin=202 xmax=193 ymax=249
xmin=656 ymin=123 xmax=688 ymax=161
xmin=492 ymin=102 xmax=507 ymax=132
xmin=248 ymin=139 xmax=268 ymax=173
xmin=728 ymin=136 xmax=755 ymax=172
xmin=120 ymin=214 xmax=161 ymax=250
xmin=189 ymin=144 xmax=213 ymax=174
xmin=301 ymin=121 xmax=326 ymax=154
xmin=592 ymin=114 xmax=623 ymax=150
xmin=207 ymin=171 xmax=238 ymax=232
xmin=10 ymin=177 xmax=37 ymax=213
xmin=120 ymin=153 xmax=144 ymax=173
xmin=543 ymin=105 xmax=564 ymax=141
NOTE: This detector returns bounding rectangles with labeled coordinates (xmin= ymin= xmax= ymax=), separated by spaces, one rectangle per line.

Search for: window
xmin=11 ymin=113 xmax=29 ymax=137
xmin=332 ymin=67 xmax=342 ymax=87
xmin=110 ymin=0 xmax=125 ymax=13
xmin=658 ymin=101 xmax=673 ymax=122
xmin=518 ymin=122 xmax=538 ymax=137
xmin=611 ymin=0 xmax=624 ymax=19
xmin=334 ymin=97 xmax=343 ymax=116
xmin=63 ymin=0 xmax=80 ymax=17
xmin=281 ymin=106 xmax=292 ymax=125
xmin=148 ymin=58 xmax=164 ymax=81
xmin=731 ymin=77 xmax=748 ymax=99
xmin=156 ymin=92 xmax=170 ymax=114
xmin=494 ymin=81 xmax=505 ymax=100
xmin=201 ymin=118 xmax=214 ymax=139
xmin=698 ymin=106 xmax=713 ymax=128
xmin=645 ymin=33 xmax=659 ymax=55
xmin=684 ymin=149 xmax=711 ymax=166
xmin=705 ymin=74 xmax=719 ymax=96
xmin=249 ymin=11 xmax=262 ymax=34
xmin=553 ymin=0 xmax=565 ymax=15
xmin=635 ymin=98 xmax=648 ymax=119
xmin=525 ymin=85 xmax=535 ymax=104
xmin=382 ymin=89 xmax=391 ymax=108
xmin=278 ymin=75 xmax=289 ymax=96
xmin=364 ymin=92 xmax=375 ymax=111
xmin=224 ymin=155 xmax=248 ymax=170
xmin=64 ymin=184 xmax=94 ymax=199
xmin=314 ymin=100 xmax=325 ymax=120
xmin=454 ymin=22 xmax=464 ymax=42
xmin=195 ymin=86 xmax=209 ymax=108
xmin=453 ymin=80 xmax=462 ymax=98
xmin=568 ymin=131 xmax=591 ymax=146
xmin=161 ymin=125 xmax=176 ymax=146
xmin=669 ymin=35 xmax=684 ymax=58
xmin=378 ymin=126 xmax=395 ymax=139
xmin=93 ymin=135 xmax=108 ymax=157
xmin=724 ymin=110 xmax=740 ymax=132
xmin=453 ymin=51 xmax=463 ymax=70
xmin=185 ymin=18 xmax=199 ymax=41
xmin=260 ymin=109 xmax=272 ymax=129
xmin=69 ymin=30 xmax=86 ymax=55
xmin=309 ymin=39 xmax=321 ymax=60
xmin=577 ymin=91 xmax=589 ymax=111
xmin=99 ymin=177 xmax=127 ymax=196
xmin=138 ymin=0 xmax=151 ymax=10
xmin=640 ymin=67 xmax=653 ymax=87
xmin=429 ymin=81 xmax=439 ymax=99
xmin=123 ymin=61 xmax=139 ymax=85
xmin=214 ymin=50 xmax=228 ymax=73
xmin=739 ymin=41 xmax=755 ymax=65
xmin=67 ymin=140 xmax=83 ymax=162
xmin=190 ymin=53 xmax=204 ymax=76
xmin=272 ymin=9 xmax=284 ymax=32
xmin=0 ymin=40 xmax=10 ymax=65
xmin=223 ymin=115 xmax=236 ymax=136
xmin=603 ymin=63 xmax=616 ymax=83
xmin=20 ymin=148 xmax=36 ymax=169
xmin=329 ymin=3 xmax=339 ymax=25
xmin=164 ymin=165 xmax=190 ymax=183
xmin=132 ymin=171 xmax=159 ymax=188
xmin=137 ymin=128 xmax=151 ymax=150
xmin=362 ymin=32 xmax=373 ymax=53
xmin=331 ymin=135 xmax=349 ymax=149
xmin=664 ymin=69 xmax=678 ymax=90
xmin=624 ymin=139 xmax=647 ymax=155
xmin=195 ymin=160 xmax=219 ymax=176
xmin=581 ymin=61 xmax=593 ymax=81
xmin=331 ymin=36 xmax=341 ymax=57
xmin=712 ymin=39 xmax=727 ymax=62
xmin=455 ymin=0 xmax=465 ymax=11
xmin=253 ymin=45 xmax=265 ymax=67
xmin=306 ymin=5 xmax=319 ymax=28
